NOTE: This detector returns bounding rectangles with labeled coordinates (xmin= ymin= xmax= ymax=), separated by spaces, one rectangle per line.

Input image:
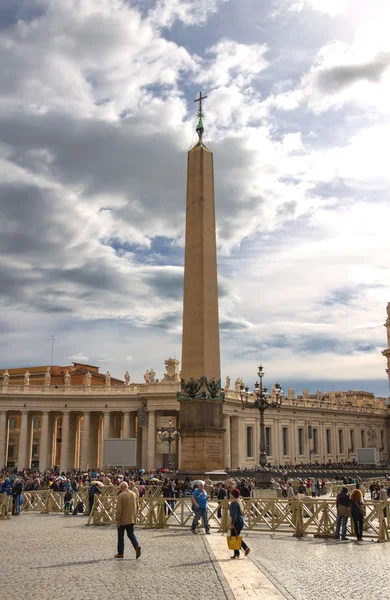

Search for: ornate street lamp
xmin=157 ymin=419 xmax=179 ymax=471
xmin=240 ymin=365 xmax=283 ymax=468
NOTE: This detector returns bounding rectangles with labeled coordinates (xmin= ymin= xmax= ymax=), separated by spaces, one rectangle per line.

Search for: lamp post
xmin=157 ymin=419 xmax=179 ymax=471
xmin=240 ymin=365 xmax=283 ymax=468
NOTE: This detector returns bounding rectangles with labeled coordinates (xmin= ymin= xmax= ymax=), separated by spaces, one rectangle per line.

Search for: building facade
xmin=0 ymin=358 xmax=388 ymax=471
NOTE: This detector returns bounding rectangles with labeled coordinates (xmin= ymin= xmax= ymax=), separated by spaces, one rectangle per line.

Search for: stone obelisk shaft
xmin=181 ymin=143 xmax=221 ymax=381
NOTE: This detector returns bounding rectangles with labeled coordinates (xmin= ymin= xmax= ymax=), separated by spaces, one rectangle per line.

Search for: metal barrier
xmin=0 ymin=493 xmax=10 ymax=519
xmin=6 ymin=490 xmax=390 ymax=543
xmin=86 ymin=494 xmax=152 ymax=526
xmin=329 ymin=478 xmax=388 ymax=497
xmin=79 ymin=484 xmax=162 ymax=497
xmin=85 ymin=494 xmax=390 ymax=542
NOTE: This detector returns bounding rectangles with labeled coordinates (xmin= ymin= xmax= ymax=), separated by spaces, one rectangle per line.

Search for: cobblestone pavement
xmin=2 ymin=515 xmax=390 ymax=600
xmin=243 ymin=532 xmax=390 ymax=600
xmin=0 ymin=514 xmax=234 ymax=600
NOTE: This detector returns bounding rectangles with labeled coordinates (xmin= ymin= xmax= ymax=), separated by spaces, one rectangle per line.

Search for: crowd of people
xmin=2 ymin=466 xmax=390 ymax=555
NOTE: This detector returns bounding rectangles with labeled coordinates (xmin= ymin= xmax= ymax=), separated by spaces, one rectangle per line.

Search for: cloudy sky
xmin=1 ymin=0 xmax=389 ymax=396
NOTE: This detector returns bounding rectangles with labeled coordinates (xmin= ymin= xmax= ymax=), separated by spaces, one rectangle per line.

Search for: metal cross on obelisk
xmin=194 ymin=91 xmax=208 ymax=140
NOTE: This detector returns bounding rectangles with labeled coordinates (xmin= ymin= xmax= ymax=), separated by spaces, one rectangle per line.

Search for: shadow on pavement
xmin=32 ymin=559 xmax=112 ymax=569
xmin=170 ymin=560 xmax=212 ymax=568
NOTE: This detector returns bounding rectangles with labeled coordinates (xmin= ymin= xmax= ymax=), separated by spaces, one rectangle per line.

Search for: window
xmin=313 ymin=429 xmax=318 ymax=454
xmin=350 ymin=430 xmax=355 ymax=453
xmin=266 ymin=427 xmax=272 ymax=456
xmin=9 ymin=417 xmax=16 ymax=429
xmin=361 ymin=430 xmax=365 ymax=448
xmin=338 ymin=430 xmax=344 ymax=454
xmin=282 ymin=427 xmax=289 ymax=456
xmin=33 ymin=417 xmax=40 ymax=429
xmin=32 ymin=445 xmax=38 ymax=457
xmin=8 ymin=447 xmax=14 ymax=458
xmin=298 ymin=428 xmax=304 ymax=455
xmin=246 ymin=426 xmax=254 ymax=458
xmin=326 ymin=429 xmax=331 ymax=455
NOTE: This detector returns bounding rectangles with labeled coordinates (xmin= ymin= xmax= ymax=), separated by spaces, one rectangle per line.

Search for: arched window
xmin=9 ymin=417 xmax=16 ymax=429
xmin=33 ymin=417 xmax=40 ymax=429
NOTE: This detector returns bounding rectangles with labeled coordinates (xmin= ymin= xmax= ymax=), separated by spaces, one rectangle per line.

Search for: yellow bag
xmin=227 ymin=535 xmax=242 ymax=550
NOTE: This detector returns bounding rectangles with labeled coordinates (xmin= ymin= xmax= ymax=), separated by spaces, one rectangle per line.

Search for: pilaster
xmin=230 ymin=416 xmax=240 ymax=470
xmin=223 ymin=414 xmax=231 ymax=470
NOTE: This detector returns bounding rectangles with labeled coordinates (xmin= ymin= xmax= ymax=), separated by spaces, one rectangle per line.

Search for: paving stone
xmin=0 ymin=514 xmax=233 ymax=600
xmin=246 ymin=532 xmax=390 ymax=600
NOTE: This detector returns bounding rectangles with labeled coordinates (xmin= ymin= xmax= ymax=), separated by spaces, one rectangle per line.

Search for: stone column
xmin=60 ymin=411 xmax=70 ymax=472
xmin=74 ymin=416 xmax=81 ymax=470
xmin=223 ymin=414 xmax=231 ymax=470
xmin=230 ymin=416 xmax=240 ymax=470
xmin=141 ymin=419 xmax=148 ymax=470
xmin=39 ymin=412 xmax=50 ymax=471
xmin=103 ymin=411 xmax=111 ymax=440
xmin=97 ymin=416 xmax=103 ymax=468
xmin=80 ymin=412 xmax=90 ymax=471
xmin=49 ymin=415 xmax=58 ymax=469
xmin=68 ymin=414 xmax=78 ymax=470
xmin=123 ymin=412 xmax=131 ymax=438
xmin=147 ymin=410 xmax=156 ymax=471
xmin=89 ymin=414 xmax=99 ymax=469
xmin=17 ymin=410 xmax=29 ymax=470
xmin=0 ymin=411 xmax=7 ymax=469
xmin=136 ymin=421 xmax=142 ymax=468
xmin=27 ymin=415 xmax=34 ymax=468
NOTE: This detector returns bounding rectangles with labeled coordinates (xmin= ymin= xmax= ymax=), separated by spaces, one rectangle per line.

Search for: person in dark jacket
xmin=11 ymin=479 xmax=23 ymax=515
xmin=334 ymin=487 xmax=351 ymax=540
xmin=350 ymin=488 xmax=364 ymax=541
xmin=217 ymin=483 xmax=227 ymax=518
xmin=229 ymin=488 xmax=250 ymax=559
xmin=88 ymin=482 xmax=101 ymax=515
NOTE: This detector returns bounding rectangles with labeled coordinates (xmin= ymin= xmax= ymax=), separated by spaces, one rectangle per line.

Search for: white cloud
xmin=149 ymin=0 xmax=227 ymax=27
xmin=197 ymin=39 xmax=268 ymax=87
xmin=287 ymin=0 xmax=346 ymax=16
xmin=68 ymin=352 xmax=89 ymax=362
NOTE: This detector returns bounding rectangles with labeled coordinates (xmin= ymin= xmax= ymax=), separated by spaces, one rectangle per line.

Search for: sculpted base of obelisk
xmin=177 ymin=92 xmax=225 ymax=473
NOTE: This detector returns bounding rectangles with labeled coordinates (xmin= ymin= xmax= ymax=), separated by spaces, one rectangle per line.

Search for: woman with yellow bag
xmin=228 ymin=488 xmax=250 ymax=559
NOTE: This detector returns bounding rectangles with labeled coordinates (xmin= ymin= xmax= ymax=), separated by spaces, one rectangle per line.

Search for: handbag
xmin=227 ymin=527 xmax=242 ymax=550
xmin=337 ymin=504 xmax=350 ymax=518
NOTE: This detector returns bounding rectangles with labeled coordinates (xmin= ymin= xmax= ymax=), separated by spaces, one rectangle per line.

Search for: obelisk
xmin=178 ymin=92 xmax=225 ymax=473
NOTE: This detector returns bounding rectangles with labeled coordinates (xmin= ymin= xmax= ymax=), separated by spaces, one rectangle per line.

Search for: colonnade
xmin=0 ymin=408 xmax=182 ymax=472
xmin=0 ymin=409 xmax=139 ymax=471
xmin=0 ymin=407 xmax=387 ymax=471
xmin=221 ymin=414 xmax=386 ymax=469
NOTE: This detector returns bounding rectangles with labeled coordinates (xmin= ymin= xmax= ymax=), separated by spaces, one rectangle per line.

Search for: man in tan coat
xmin=115 ymin=481 xmax=141 ymax=559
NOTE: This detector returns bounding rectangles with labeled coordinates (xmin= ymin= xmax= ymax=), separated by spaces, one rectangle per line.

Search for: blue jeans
xmin=12 ymin=495 xmax=21 ymax=515
xmin=335 ymin=515 xmax=347 ymax=538
xmin=117 ymin=524 xmax=139 ymax=554
xmin=192 ymin=507 xmax=209 ymax=533
xmin=231 ymin=520 xmax=248 ymax=557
